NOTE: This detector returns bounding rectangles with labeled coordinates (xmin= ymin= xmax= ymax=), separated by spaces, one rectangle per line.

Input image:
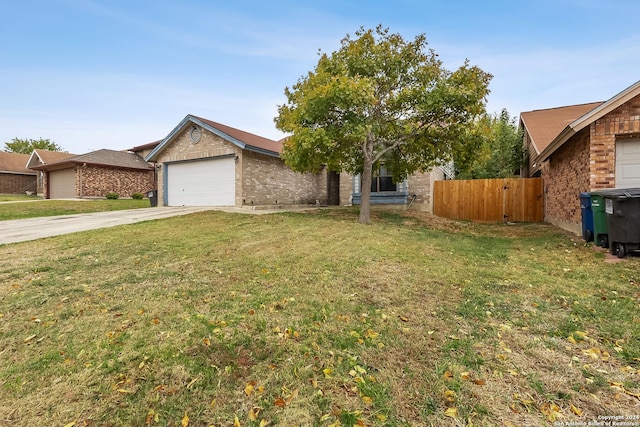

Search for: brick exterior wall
xmin=407 ymin=168 xmax=445 ymax=211
xmin=541 ymin=128 xmax=590 ymax=234
xmin=241 ymin=151 xmax=323 ymax=206
xmin=77 ymin=165 xmax=155 ymax=198
xmin=0 ymin=172 xmax=37 ymax=194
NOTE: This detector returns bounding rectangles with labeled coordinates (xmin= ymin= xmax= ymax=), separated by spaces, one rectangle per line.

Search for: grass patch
xmin=0 ymin=208 xmax=639 ymax=426
xmin=0 ymin=194 xmax=42 ymax=202
xmin=0 ymin=198 xmax=150 ymax=220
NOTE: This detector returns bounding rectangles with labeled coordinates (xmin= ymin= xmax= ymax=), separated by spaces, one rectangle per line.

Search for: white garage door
xmin=616 ymin=138 xmax=640 ymax=188
xmin=166 ymin=156 xmax=235 ymax=206
xmin=49 ymin=168 xmax=76 ymax=199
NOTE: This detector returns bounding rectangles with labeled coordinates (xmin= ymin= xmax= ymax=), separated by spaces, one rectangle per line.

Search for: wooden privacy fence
xmin=433 ymin=178 xmax=544 ymax=222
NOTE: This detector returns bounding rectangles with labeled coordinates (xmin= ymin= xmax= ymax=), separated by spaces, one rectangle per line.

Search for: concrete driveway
xmin=0 ymin=206 xmax=288 ymax=245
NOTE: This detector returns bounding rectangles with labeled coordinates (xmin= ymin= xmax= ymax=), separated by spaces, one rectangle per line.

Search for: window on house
xmin=370 ymin=165 xmax=397 ymax=192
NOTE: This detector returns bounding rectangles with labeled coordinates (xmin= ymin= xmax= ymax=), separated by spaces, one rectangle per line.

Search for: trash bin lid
xmin=591 ymin=187 xmax=640 ymax=199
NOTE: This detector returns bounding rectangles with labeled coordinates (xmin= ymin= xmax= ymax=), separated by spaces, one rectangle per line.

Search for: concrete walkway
xmin=0 ymin=206 xmax=300 ymax=245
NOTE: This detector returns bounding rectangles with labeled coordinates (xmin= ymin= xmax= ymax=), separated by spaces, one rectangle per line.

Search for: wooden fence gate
xmin=433 ymin=178 xmax=544 ymax=222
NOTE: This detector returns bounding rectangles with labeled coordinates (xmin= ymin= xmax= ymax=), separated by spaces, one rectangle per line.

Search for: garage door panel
xmin=616 ymin=138 xmax=640 ymax=188
xmin=166 ymin=157 xmax=235 ymax=206
xmin=49 ymin=168 xmax=76 ymax=199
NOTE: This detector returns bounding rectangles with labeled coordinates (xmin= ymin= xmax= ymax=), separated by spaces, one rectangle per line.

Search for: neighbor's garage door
xmin=616 ymin=138 xmax=640 ymax=188
xmin=166 ymin=156 xmax=235 ymax=206
xmin=49 ymin=168 xmax=76 ymax=199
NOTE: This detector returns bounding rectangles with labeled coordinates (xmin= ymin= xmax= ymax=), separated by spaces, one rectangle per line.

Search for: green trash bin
xmin=590 ymin=193 xmax=609 ymax=248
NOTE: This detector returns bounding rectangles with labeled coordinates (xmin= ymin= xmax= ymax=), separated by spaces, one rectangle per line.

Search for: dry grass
xmin=0 ymin=208 xmax=639 ymax=426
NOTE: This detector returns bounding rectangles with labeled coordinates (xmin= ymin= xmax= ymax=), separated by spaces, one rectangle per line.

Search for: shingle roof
xmin=520 ymin=102 xmax=604 ymax=154
xmin=194 ymin=116 xmax=283 ymax=155
xmin=30 ymin=149 xmax=153 ymax=171
xmin=128 ymin=140 xmax=161 ymax=153
xmin=0 ymin=151 xmax=35 ymax=175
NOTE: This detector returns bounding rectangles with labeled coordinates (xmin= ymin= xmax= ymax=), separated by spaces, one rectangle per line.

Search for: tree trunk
xmin=359 ymin=160 xmax=373 ymax=224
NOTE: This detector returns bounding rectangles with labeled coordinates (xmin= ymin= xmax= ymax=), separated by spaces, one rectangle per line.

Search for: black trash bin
xmin=600 ymin=188 xmax=640 ymax=258
xmin=148 ymin=189 xmax=158 ymax=207
xmin=579 ymin=192 xmax=594 ymax=242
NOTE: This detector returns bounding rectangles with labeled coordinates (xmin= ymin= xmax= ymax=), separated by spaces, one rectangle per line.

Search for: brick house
xmin=145 ymin=114 xmax=448 ymax=210
xmin=29 ymin=149 xmax=155 ymax=199
xmin=0 ymin=151 xmax=37 ymax=194
xmin=520 ymin=80 xmax=640 ymax=234
xmin=145 ymin=115 xmax=326 ymax=207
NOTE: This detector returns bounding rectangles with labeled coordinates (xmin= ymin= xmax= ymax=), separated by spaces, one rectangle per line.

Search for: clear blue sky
xmin=1 ymin=0 xmax=639 ymax=154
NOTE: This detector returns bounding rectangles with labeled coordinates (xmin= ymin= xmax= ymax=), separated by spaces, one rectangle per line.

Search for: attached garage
xmin=616 ymin=137 xmax=640 ymax=188
xmin=166 ymin=156 xmax=235 ymax=206
xmin=49 ymin=168 xmax=76 ymax=199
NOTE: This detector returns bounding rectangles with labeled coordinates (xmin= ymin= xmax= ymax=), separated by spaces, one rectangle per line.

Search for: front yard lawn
xmin=0 ymin=209 xmax=638 ymax=426
xmin=0 ymin=198 xmax=150 ymax=221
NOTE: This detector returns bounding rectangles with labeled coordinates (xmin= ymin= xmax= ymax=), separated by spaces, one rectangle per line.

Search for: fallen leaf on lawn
xmin=472 ymin=379 xmax=486 ymax=386
xmin=444 ymin=390 xmax=456 ymax=402
xmin=444 ymin=407 xmax=458 ymax=418
xmin=202 ymin=337 xmax=211 ymax=346
xmin=366 ymin=329 xmax=379 ymax=338
xmin=539 ymin=402 xmax=562 ymax=422
xmin=583 ymin=348 xmax=602 ymax=359
xmin=376 ymin=414 xmax=388 ymax=422
xmin=361 ymin=395 xmax=373 ymax=406
xmin=273 ymin=397 xmax=286 ymax=408
xmin=323 ymin=368 xmax=333 ymax=378
xmin=443 ymin=371 xmax=453 ymax=379
xmin=116 ymin=389 xmax=131 ymax=394
xmin=286 ymin=388 xmax=299 ymax=404
xmin=181 ymin=413 xmax=189 ymax=427
xmin=249 ymin=407 xmax=259 ymax=421
xmin=567 ymin=335 xmax=577 ymax=344
xmin=570 ymin=404 xmax=583 ymax=416
xmin=63 ymin=422 xmax=75 ymax=427
xmin=460 ymin=372 xmax=471 ymax=381
xmin=24 ymin=334 xmax=36 ymax=343
xmin=259 ymin=420 xmax=270 ymax=427
xmin=151 ymin=318 xmax=160 ymax=325
xmin=245 ymin=382 xmax=255 ymax=396
xmin=234 ymin=415 xmax=241 ymax=427
xmin=145 ymin=410 xmax=156 ymax=425
xmin=399 ymin=315 xmax=409 ymax=322
xmin=508 ymin=370 xmax=519 ymax=376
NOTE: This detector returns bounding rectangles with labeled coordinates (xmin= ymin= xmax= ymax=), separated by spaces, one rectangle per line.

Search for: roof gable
xmin=0 ymin=151 xmax=35 ymax=175
xmin=27 ymin=149 xmax=77 ymax=169
xmin=145 ymin=115 xmax=282 ymax=162
xmin=536 ymin=80 xmax=640 ymax=163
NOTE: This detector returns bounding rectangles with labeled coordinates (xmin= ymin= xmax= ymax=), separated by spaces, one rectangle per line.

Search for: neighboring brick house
xmin=0 ymin=151 xmax=37 ymax=194
xmin=29 ymin=149 xmax=154 ymax=199
xmin=520 ymin=80 xmax=640 ymax=234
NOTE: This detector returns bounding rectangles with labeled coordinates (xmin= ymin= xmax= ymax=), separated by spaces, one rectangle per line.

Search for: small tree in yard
xmin=3 ymin=137 xmax=64 ymax=154
xmin=275 ymin=26 xmax=492 ymax=223
xmin=455 ymin=109 xmax=524 ymax=179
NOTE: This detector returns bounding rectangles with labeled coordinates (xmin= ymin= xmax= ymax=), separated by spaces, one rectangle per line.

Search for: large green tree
xmin=455 ymin=109 xmax=523 ymax=179
xmin=3 ymin=137 xmax=63 ymax=154
xmin=275 ymin=26 xmax=492 ymax=223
